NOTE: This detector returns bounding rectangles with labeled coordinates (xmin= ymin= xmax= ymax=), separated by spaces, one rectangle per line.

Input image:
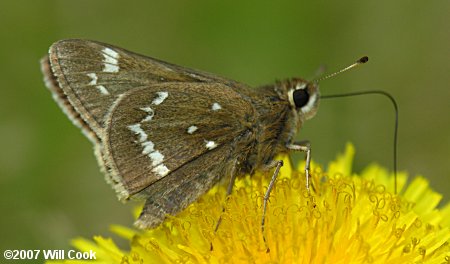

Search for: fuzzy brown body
xmin=232 ymin=84 xmax=298 ymax=172
xmin=41 ymin=40 xmax=317 ymax=228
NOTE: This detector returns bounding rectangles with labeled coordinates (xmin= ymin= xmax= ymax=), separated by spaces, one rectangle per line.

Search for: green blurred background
xmin=1 ymin=0 xmax=449 ymax=258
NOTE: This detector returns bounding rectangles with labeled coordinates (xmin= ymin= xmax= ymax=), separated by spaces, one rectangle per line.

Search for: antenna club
xmin=358 ymin=56 xmax=369 ymax=63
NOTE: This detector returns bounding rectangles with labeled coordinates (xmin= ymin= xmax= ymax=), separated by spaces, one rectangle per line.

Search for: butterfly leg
xmin=287 ymin=140 xmax=311 ymax=194
xmin=210 ymin=160 xmax=237 ymax=251
xmin=261 ymin=159 xmax=284 ymax=252
xmin=214 ymin=161 xmax=237 ymax=233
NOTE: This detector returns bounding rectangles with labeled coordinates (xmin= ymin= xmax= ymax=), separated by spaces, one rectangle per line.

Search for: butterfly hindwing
xmin=135 ymin=140 xmax=236 ymax=228
xmin=103 ymin=82 xmax=255 ymax=200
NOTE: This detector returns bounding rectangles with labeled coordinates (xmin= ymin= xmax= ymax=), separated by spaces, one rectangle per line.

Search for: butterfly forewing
xmin=45 ymin=39 xmax=238 ymax=141
xmin=104 ymin=82 xmax=254 ymax=198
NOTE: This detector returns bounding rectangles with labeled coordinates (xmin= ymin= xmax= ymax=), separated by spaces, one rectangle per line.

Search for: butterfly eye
xmin=293 ymin=88 xmax=310 ymax=108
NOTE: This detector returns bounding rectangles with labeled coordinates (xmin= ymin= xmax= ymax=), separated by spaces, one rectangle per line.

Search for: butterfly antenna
xmin=319 ymin=55 xmax=399 ymax=195
xmin=313 ymin=56 xmax=369 ymax=83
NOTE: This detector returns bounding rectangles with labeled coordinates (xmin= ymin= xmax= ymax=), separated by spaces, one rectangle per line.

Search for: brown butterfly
xmin=41 ymin=39 xmax=368 ymax=236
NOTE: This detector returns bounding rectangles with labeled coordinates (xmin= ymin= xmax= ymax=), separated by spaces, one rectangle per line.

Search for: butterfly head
xmin=286 ymin=78 xmax=320 ymax=121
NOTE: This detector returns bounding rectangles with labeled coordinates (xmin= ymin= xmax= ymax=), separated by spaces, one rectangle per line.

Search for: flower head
xmin=50 ymin=144 xmax=450 ymax=263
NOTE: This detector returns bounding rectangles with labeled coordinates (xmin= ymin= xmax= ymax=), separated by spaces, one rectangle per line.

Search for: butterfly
xmin=41 ymin=39 xmax=367 ymax=233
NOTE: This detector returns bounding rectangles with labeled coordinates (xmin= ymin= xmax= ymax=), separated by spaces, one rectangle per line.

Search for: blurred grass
xmin=0 ymin=0 xmax=449 ymax=255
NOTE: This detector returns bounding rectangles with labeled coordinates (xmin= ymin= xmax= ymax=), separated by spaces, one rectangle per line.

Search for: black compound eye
xmin=293 ymin=88 xmax=310 ymax=108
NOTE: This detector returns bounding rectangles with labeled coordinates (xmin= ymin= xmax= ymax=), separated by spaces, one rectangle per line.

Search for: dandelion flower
xmin=49 ymin=144 xmax=450 ymax=263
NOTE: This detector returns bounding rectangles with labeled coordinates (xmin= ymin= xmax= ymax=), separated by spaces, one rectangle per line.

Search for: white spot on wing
xmin=149 ymin=151 xmax=164 ymax=165
xmin=128 ymin=123 xmax=171 ymax=177
xmin=149 ymin=151 xmax=170 ymax=177
xmin=152 ymin=164 xmax=170 ymax=177
xmin=102 ymin=47 xmax=119 ymax=73
xmin=87 ymin=73 xmax=110 ymax=95
xmin=127 ymin=124 xmax=147 ymax=142
xmin=141 ymin=141 xmax=155 ymax=155
xmin=205 ymin=140 xmax=218 ymax=150
xmin=103 ymin=47 xmax=119 ymax=57
xmin=212 ymin=102 xmax=222 ymax=111
xmin=187 ymin=125 xmax=198 ymax=134
xmin=96 ymin=85 xmax=110 ymax=95
xmin=127 ymin=91 xmax=173 ymax=178
xmin=87 ymin=73 xmax=98 ymax=85
xmin=140 ymin=107 xmax=153 ymax=112
xmin=152 ymin=91 xmax=169 ymax=105
xmin=104 ymin=64 xmax=119 ymax=73
xmin=140 ymin=107 xmax=155 ymax=122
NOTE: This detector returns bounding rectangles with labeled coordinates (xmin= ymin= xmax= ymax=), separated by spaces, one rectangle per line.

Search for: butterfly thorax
xmin=237 ymin=81 xmax=305 ymax=173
